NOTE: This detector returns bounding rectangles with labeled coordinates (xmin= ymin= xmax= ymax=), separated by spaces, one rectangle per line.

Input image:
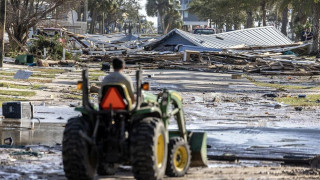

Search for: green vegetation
xmin=32 ymin=74 xmax=56 ymax=79
xmin=0 ymin=70 xmax=59 ymax=78
xmin=146 ymin=0 xmax=182 ymax=33
xmin=6 ymin=0 xmax=77 ymax=51
xmin=0 ymin=82 xmax=46 ymax=90
xmin=253 ymin=82 xmax=313 ymax=90
xmin=0 ymin=76 xmax=14 ymax=81
xmin=61 ymin=94 xmax=82 ymax=100
xmin=189 ymin=0 xmax=320 ymax=54
xmin=32 ymin=68 xmax=66 ymax=74
xmin=89 ymin=73 xmax=106 ymax=81
xmin=0 ymin=90 xmax=36 ymax=97
xmin=0 ymin=96 xmax=28 ymax=106
xmin=0 ymin=76 xmax=52 ymax=83
xmin=89 ymin=69 xmax=103 ymax=73
xmin=276 ymin=94 xmax=320 ymax=106
xmin=26 ymin=79 xmax=53 ymax=83
xmin=88 ymin=0 xmax=142 ymax=34
xmin=0 ymin=71 xmax=15 ymax=76
xmin=247 ymin=76 xmax=320 ymax=90
xmin=29 ymin=35 xmax=72 ymax=60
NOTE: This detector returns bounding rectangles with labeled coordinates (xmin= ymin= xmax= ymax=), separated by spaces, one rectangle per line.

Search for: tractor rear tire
xmin=62 ymin=117 xmax=97 ymax=180
xmin=131 ymin=117 xmax=168 ymax=180
xmin=166 ymin=137 xmax=191 ymax=177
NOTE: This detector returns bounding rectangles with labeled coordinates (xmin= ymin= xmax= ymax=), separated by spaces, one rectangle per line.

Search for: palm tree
xmin=146 ymin=0 xmax=170 ymax=34
xmin=88 ymin=0 xmax=118 ymax=34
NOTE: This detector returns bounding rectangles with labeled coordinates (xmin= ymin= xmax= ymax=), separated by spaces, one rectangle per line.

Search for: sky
xmin=139 ymin=0 xmax=158 ymax=27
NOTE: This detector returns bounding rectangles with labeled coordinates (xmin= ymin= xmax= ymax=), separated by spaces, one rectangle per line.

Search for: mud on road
xmin=1 ymin=146 xmax=320 ymax=180
xmin=0 ymin=65 xmax=320 ymax=179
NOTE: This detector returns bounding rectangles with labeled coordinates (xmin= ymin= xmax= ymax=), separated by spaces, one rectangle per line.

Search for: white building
xmin=178 ymin=0 xmax=208 ymax=32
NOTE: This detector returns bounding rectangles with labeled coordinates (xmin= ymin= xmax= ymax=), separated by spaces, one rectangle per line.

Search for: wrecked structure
xmin=145 ymin=26 xmax=294 ymax=52
xmin=0 ymin=25 xmax=320 ymax=179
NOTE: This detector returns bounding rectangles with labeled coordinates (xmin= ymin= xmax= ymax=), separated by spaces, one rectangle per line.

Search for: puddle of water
xmin=0 ymin=121 xmax=65 ymax=146
xmin=33 ymin=106 xmax=80 ymax=123
xmin=0 ymin=106 xmax=80 ymax=146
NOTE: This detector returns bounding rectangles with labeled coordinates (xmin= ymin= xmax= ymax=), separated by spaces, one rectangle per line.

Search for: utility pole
xmin=0 ymin=0 xmax=6 ymax=68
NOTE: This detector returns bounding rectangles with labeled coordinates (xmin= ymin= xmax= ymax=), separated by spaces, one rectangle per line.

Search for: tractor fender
xmin=131 ymin=107 xmax=162 ymax=121
xmin=75 ymin=107 xmax=88 ymax=115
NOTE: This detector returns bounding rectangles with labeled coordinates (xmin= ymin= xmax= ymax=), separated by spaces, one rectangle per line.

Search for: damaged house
xmin=145 ymin=26 xmax=294 ymax=52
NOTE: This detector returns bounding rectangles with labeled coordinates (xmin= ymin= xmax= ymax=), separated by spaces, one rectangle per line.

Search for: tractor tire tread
xmin=131 ymin=117 xmax=167 ymax=180
xmin=166 ymin=137 xmax=191 ymax=177
xmin=62 ymin=117 xmax=95 ymax=180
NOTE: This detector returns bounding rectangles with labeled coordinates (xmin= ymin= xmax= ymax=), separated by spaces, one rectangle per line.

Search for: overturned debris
xmin=208 ymin=154 xmax=320 ymax=168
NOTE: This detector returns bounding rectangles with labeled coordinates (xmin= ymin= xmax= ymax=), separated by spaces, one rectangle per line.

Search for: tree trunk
xmin=234 ymin=23 xmax=240 ymax=30
xmin=129 ymin=22 xmax=132 ymax=35
xmin=156 ymin=9 xmax=167 ymax=34
xmin=101 ymin=12 xmax=105 ymax=34
xmin=84 ymin=0 xmax=88 ymax=22
xmin=246 ymin=11 xmax=254 ymax=28
xmin=89 ymin=12 xmax=97 ymax=34
xmin=281 ymin=6 xmax=288 ymax=36
xmin=98 ymin=22 xmax=102 ymax=34
xmin=226 ymin=23 xmax=232 ymax=31
xmin=160 ymin=14 xmax=165 ymax=34
xmin=0 ymin=0 xmax=6 ymax=67
xmin=312 ymin=2 xmax=320 ymax=55
xmin=77 ymin=6 xmax=81 ymax=21
xmin=261 ymin=1 xmax=267 ymax=26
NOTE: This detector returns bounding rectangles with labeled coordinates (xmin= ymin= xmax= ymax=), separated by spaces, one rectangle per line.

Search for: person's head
xmin=112 ymin=58 xmax=125 ymax=72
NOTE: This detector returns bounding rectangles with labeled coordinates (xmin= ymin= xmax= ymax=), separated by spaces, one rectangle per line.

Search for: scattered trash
xmin=274 ymin=104 xmax=282 ymax=109
xmin=263 ymin=94 xmax=278 ymax=98
xmin=231 ymin=74 xmax=242 ymax=79
xmin=15 ymin=55 xmax=34 ymax=65
xmin=14 ymin=70 xmax=33 ymax=80
xmin=2 ymin=102 xmax=33 ymax=119
xmin=101 ymin=63 xmax=111 ymax=71
xmin=10 ymin=151 xmax=43 ymax=157
xmin=90 ymin=85 xmax=100 ymax=93
xmin=4 ymin=137 xmax=14 ymax=146
xmin=69 ymin=103 xmax=80 ymax=107
xmin=298 ymin=94 xmax=307 ymax=98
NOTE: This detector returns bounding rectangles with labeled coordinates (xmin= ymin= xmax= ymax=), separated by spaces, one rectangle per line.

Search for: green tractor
xmin=62 ymin=69 xmax=208 ymax=180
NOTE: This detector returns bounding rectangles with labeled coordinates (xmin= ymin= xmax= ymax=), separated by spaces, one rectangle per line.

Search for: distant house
xmin=178 ymin=0 xmax=208 ymax=32
xmin=145 ymin=26 xmax=293 ymax=51
xmin=38 ymin=1 xmax=88 ymax=34
xmin=157 ymin=0 xmax=208 ymax=33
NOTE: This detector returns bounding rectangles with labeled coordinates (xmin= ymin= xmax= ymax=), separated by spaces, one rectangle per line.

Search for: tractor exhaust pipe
xmin=134 ymin=69 xmax=142 ymax=111
xmin=82 ymin=69 xmax=93 ymax=111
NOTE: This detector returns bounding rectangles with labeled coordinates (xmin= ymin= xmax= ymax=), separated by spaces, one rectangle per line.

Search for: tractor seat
xmin=100 ymin=83 xmax=132 ymax=111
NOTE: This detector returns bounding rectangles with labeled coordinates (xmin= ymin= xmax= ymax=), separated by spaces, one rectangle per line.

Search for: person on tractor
xmin=101 ymin=58 xmax=135 ymax=104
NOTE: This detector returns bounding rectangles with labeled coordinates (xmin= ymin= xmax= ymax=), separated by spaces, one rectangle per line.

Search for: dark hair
xmin=112 ymin=58 xmax=125 ymax=70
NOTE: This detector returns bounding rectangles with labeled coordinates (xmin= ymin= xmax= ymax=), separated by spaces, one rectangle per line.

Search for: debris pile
xmin=202 ymin=50 xmax=320 ymax=75
xmin=4 ymin=26 xmax=319 ymax=77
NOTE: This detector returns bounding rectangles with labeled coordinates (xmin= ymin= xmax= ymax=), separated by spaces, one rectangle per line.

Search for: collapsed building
xmin=144 ymin=26 xmax=295 ymax=52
